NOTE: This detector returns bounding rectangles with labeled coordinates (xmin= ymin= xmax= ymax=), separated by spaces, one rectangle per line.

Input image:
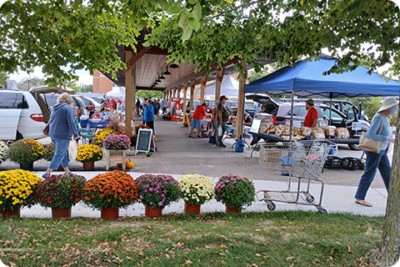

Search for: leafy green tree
xmin=136 ymin=90 xmax=163 ymax=100
xmin=81 ymin=84 xmax=93 ymax=93
xmin=0 ymin=72 xmax=8 ymax=87
xmin=17 ymin=77 xmax=45 ymax=91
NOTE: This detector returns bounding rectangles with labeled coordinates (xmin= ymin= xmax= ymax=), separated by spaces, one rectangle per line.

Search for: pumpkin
xmin=116 ymin=159 xmax=134 ymax=169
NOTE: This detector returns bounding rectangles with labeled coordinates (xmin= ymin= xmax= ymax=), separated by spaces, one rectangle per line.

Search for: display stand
xmin=105 ymin=149 xmax=127 ymax=171
xmin=135 ymin=128 xmax=156 ymax=155
xmin=171 ymin=98 xmax=181 ymax=121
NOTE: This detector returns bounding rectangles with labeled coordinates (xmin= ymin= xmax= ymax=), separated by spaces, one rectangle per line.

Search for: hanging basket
xmin=52 ymin=207 xmax=71 ymax=218
xmin=145 ymin=206 xmax=162 ymax=218
xmin=0 ymin=208 xmax=21 ymax=218
xmin=184 ymin=202 xmax=201 ymax=215
xmin=83 ymin=161 xmax=95 ymax=171
xmin=225 ymin=204 xmax=242 ymax=213
xmin=101 ymin=207 xmax=119 ymax=220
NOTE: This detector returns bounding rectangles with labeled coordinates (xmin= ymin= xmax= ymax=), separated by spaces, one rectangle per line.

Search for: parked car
xmin=42 ymin=93 xmax=88 ymax=118
xmin=247 ymin=94 xmax=370 ymax=150
xmin=78 ymin=96 xmax=101 ymax=116
xmin=0 ymin=89 xmax=48 ymax=141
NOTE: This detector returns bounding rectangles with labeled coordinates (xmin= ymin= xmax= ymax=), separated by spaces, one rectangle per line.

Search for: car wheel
xmin=16 ymin=131 xmax=24 ymax=140
xmin=348 ymin=143 xmax=361 ymax=150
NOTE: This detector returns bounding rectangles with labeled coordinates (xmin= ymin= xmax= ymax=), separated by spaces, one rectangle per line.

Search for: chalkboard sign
xmin=135 ymin=128 xmax=153 ymax=155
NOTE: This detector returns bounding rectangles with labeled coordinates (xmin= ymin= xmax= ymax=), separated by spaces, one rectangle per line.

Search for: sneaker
xmin=197 ymin=135 xmax=201 ymax=138
xmin=218 ymin=144 xmax=226 ymax=148
xmin=42 ymin=173 xmax=51 ymax=179
xmin=188 ymin=134 xmax=192 ymax=138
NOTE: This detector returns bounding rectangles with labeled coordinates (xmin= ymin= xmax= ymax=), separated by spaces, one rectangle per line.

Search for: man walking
xmin=304 ymin=99 xmax=319 ymax=127
xmin=161 ymin=98 xmax=168 ymax=114
xmin=215 ymin=95 xmax=230 ymax=147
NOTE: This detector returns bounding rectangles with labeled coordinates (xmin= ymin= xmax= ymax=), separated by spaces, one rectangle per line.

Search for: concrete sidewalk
xmin=21 ymin=171 xmax=387 ymax=218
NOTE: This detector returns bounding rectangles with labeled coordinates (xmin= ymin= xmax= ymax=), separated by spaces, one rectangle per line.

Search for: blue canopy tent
xmin=245 ymin=56 xmax=400 ymax=97
xmin=244 ymin=56 xmax=400 ymax=140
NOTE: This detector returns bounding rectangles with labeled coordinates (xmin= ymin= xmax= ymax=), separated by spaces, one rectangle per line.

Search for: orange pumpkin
xmin=116 ymin=159 xmax=134 ymax=169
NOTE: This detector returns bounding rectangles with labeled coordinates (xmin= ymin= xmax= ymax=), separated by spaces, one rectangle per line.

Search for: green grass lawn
xmin=0 ymin=211 xmax=383 ymax=267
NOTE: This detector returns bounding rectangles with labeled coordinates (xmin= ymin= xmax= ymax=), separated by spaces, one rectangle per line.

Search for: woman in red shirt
xmin=189 ymin=103 xmax=206 ymax=138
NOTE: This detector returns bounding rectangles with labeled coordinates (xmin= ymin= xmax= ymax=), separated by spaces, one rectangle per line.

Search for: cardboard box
xmin=301 ymin=127 xmax=312 ymax=136
xmin=335 ymin=128 xmax=350 ymax=139
xmin=323 ymin=127 xmax=336 ymax=137
xmin=311 ymin=128 xmax=325 ymax=139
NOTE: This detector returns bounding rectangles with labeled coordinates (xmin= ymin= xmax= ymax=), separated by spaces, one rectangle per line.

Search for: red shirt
xmin=304 ymin=107 xmax=318 ymax=127
xmin=192 ymin=105 xmax=206 ymax=120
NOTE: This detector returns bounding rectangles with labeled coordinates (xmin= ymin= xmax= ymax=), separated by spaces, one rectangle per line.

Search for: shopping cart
xmin=258 ymin=140 xmax=333 ymax=213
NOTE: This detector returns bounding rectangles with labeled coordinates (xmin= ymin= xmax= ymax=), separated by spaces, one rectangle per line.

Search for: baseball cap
xmin=220 ymin=95 xmax=229 ymax=101
xmin=305 ymin=99 xmax=314 ymax=105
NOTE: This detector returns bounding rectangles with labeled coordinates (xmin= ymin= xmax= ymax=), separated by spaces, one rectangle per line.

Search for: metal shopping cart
xmin=258 ymin=140 xmax=333 ymax=213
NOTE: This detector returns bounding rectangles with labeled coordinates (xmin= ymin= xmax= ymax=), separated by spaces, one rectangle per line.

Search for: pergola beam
xmin=126 ymin=46 xmax=152 ymax=70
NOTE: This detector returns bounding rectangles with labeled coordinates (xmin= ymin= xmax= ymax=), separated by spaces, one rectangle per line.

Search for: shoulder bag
xmin=358 ymin=121 xmax=385 ymax=154
xmin=43 ymin=121 xmax=50 ymax=136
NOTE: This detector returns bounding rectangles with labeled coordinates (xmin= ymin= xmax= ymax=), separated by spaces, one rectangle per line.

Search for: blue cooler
xmin=80 ymin=115 xmax=89 ymax=127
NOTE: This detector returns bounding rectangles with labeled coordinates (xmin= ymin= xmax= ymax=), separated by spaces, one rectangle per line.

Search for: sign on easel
xmin=135 ymin=128 xmax=156 ymax=155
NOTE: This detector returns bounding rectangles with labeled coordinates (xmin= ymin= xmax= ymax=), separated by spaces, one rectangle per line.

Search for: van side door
xmin=0 ymin=92 xmax=25 ymax=140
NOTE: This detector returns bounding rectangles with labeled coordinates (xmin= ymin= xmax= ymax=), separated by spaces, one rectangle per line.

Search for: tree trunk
xmin=379 ymin=100 xmax=400 ymax=266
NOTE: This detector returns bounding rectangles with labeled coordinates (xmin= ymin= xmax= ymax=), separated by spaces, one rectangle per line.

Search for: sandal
xmin=355 ymin=199 xmax=373 ymax=207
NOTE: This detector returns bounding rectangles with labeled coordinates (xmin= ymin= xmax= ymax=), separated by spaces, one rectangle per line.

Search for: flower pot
xmin=52 ymin=207 xmax=71 ymax=218
xmin=57 ymin=164 xmax=64 ymax=171
xmin=145 ymin=206 xmax=162 ymax=218
xmin=20 ymin=163 xmax=33 ymax=171
xmin=83 ymin=161 xmax=95 ymax=171
xmin=185 ymin=202 xmax=201 ymax=215
xmin=101 ymin=207 xmax=119 ymax=219
xmin=225 ymin=204 xmax=242 ymax=213
xmin=0 ymin=208 xmax=21 ymax=218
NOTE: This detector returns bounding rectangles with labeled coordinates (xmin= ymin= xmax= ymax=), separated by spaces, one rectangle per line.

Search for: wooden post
xmin=215 ymin=69 xmax=225 ymax=102
xmin=183 ymin=83 xmax=188 ymax=114
xmin=190 ymin=79 xmax=195 ymax=111
xmin=200 ymin=75 xmax=207 ymax=104
xmin=177 ymin=85 xmax=181 ymax=99
xmin=125 ymin=51 xmax=135 ymax=137
xmin=236 ymin=59 xmax=247 ymax=140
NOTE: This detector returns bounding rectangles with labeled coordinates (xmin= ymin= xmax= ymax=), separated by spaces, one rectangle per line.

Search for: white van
xmin=0 ymin=89 xmax=48 ymax=141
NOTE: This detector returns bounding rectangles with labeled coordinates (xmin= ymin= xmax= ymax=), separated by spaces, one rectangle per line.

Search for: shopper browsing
xmin=304 ymin=99 xmax=319 ymax=127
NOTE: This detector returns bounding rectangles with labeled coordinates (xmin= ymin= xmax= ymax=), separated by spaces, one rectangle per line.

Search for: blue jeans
xmin=162 ymin=107 xmax=167 ymax=114
xmin=49 ymin=138 xmax=70 ymax=170
xmin=355 ymin=150 xmax=391 ymax=200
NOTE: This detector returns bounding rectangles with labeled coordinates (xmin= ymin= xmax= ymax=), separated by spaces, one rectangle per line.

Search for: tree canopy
xmin=1 ymin=0 xmax=399 ymax=85
xmin=0 ymin=72 xmax=8 ymax=87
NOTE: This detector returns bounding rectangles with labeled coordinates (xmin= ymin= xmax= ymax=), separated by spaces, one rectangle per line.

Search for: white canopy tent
xmin=106 ymin=86 xmax=126 ymax=98
xmin=205 ymin=75 xmax=239 ymax=98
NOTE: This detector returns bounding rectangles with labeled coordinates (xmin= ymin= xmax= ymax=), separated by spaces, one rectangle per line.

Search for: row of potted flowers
xmin=0 ymin=170 xmax=256 ymax=219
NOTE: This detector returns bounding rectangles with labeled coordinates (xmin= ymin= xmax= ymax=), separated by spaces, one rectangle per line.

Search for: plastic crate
xmin=341 ymin=157 xmax=363 ymax=171
xmin=88 ymin=119 xmax=109 ymax=128
xmin=324 ymin=156 xmax=342 ymax=169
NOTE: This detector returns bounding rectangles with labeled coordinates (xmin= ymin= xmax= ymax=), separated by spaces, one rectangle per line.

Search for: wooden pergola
xmin=103 ymin=31 xmax=273 ymax=145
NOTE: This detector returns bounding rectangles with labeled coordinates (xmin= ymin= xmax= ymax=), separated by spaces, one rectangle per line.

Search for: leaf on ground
xmin=182 ymin=259 xmax=193 ymax=265
xmin=347 ymin=245 xmax=354 ymax=253
xmin=221 ymin=261 xmax=226 ymax=265
xmin=255 ymin=253 xmax=261 ymax=257
xmin=220 ymin=244 xmax=227 ymax=248
xmin=263 ymin=243 xmax=268 ymax=246
xmin=286 ymin=256 xmax=294 ymax=261
xmin=330 ymin=248 xmax=335 ymax=254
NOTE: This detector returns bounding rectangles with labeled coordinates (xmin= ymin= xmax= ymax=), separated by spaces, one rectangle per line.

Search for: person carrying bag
xmin=355 ymin=97 xmax=398 ymax=207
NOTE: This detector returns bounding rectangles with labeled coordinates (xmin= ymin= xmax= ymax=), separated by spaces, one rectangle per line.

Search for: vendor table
xmin=105 ymin=149 xmax=127 ymax=171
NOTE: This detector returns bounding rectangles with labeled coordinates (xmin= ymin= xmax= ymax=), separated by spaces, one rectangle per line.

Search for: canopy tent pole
xmin=329 ymin=92 xmax=333 ymax=125
xmin=236 ymin=59 xmax=247 ymax=142
xmin=289 ymin=89 xmax=294 ymax=142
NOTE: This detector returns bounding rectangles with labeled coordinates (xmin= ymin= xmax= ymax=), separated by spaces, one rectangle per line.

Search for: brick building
xmin=93 ymin=70 xmax=113 ymax=94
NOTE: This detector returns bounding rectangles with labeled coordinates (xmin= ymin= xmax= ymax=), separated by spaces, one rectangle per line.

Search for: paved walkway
xmin=22 ymin=171 xmax=387 ymax=218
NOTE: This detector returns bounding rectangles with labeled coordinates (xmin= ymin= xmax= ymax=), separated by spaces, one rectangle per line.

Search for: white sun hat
xmin=378 ymin=97 xmax=399 ymax=112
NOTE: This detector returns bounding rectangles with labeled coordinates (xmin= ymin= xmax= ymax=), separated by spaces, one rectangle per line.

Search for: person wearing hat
xmin=215 ymin=95 xmax=230 ymax=147
xmin=355 ymin=97 xmax=398 ymax=207
xmin=304 ymin=99 xmax=319 ymax=127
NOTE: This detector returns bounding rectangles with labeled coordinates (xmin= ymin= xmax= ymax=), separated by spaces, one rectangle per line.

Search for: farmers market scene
xmin=1 ymin=0 xmax=400 ymax=266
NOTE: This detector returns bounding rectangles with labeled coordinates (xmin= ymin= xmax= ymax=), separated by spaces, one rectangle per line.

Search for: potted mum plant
xmin=135 ymin=174 xmax=180 ymax=218
xmin=76 ymin=144 xmax=103 ymax=171
xmin=34 ymin=174 xmax=86 ymax=218
xmin=82 ymin=170 xmax=139 ymax=219
xmin=0 ymin=169 xmax=41 ymax=218
xmin=94 ymin=128 xmax=117 ymax=146
xmin=214 ymin=174 xmax=256 ymax=213
xmin=179 ymin=174 xmax=215 ymax=215
xmin=0 ymin=140 xmax=8 ymax=165
xmin=103 ymin=134 xmax=131 ymax=150
xmin=8 ymin=139 xmax=44 ymax=170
